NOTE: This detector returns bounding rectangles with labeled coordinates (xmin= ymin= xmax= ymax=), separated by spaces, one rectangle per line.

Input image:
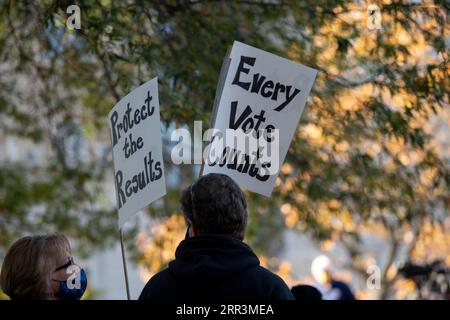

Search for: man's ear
xmin=187 ymin=218 xmax=196 ymax=237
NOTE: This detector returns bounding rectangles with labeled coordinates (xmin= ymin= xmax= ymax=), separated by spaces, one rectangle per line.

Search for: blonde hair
xmin=0 ymin=233 xmax=71 ymax=300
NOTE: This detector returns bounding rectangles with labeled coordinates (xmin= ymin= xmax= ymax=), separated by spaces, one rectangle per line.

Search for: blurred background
xmin=0 ymin=0 xmax=448 ymax=300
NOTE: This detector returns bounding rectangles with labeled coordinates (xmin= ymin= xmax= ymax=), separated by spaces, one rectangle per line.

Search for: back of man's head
xmin=180 ymin=173 xmax=247 ymax=240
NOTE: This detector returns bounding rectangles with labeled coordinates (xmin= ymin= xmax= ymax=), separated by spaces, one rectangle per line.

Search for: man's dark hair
xmin=180 ymin=173 xmax=248 ymax=239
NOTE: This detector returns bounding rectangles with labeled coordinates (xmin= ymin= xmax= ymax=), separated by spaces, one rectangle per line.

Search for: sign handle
xmin=119 ymin=228 xmax=131 ymax=300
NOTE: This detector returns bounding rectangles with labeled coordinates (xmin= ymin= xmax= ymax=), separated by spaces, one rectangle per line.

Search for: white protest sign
xmin=108 ymin=77 xmax=166 ymax=228
xmin=203 ymin=41 xmax=317 ymax=197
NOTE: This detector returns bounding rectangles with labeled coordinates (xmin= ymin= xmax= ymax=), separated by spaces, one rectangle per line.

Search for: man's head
xmin=180 ymin=173 xmax=248 ymax=240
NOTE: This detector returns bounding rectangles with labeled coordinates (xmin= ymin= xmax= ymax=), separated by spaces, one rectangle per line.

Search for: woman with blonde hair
xmin=0 ymin=233 xmax=87 ymax=300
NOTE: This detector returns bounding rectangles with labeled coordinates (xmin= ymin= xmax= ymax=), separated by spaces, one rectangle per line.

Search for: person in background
xmin=139 ymin=173 xmax=295 ymax=301
xmin=310 ymin=255 xmax=355 ymax=300
xmin=291 ymin=284 xmax=322 ymax=301
xmin=0 ymin=233 xmax=87 ymax=300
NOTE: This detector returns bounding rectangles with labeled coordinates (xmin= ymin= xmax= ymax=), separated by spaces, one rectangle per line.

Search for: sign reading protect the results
xmin=109 ymin=77 xmax=166 ymax=228
xmin=203 ymin=41 xmax=318 ymax=197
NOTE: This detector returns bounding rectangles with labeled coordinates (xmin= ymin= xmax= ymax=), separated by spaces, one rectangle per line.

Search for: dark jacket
xmin=138 ymin=234 xmax=295 ymax=301
xmin=291 ymin=284 xmax=322 ymax=301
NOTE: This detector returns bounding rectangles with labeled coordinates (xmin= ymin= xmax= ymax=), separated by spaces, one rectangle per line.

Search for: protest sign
xmin=108 ymin=77 xmax=166 ymax=228
xmin=203 ymin=41 xmax=317 ymax=196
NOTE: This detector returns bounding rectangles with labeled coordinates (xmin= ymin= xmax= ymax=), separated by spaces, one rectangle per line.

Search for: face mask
xmin=53 ymin=257 xmax=88 ymax=300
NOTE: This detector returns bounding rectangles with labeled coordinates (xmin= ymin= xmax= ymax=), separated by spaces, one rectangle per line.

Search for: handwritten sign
xmin=203 ymin=41 xmax=317 ymax=196
xmin=108 ymin=78 xmax=166 ymax=228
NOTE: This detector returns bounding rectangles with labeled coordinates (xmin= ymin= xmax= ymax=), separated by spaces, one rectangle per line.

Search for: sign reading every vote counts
xmin=203 ymin=41 xmax=318 ymax=197
xmin=108 ymin=77 xmax=166 ymax=228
